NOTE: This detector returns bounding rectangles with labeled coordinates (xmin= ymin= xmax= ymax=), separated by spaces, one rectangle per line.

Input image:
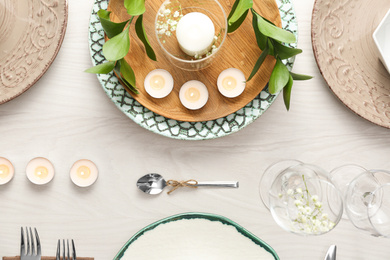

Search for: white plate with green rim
xmin=88 ymin=0 xmax=297 ymax=140
xmin=114 ymin=212 xmax=279 ymax=260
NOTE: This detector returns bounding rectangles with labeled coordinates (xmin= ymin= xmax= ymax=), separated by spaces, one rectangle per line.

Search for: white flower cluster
xmin=280 ymin=181 xmax=336 ymax=235
xmin=193 ymin=44 xmax=218 ymax=60
xmin=156 ymin=1 xmax=183 ymax=37
xmin=196 ymin=36 xmax=220 ymax=59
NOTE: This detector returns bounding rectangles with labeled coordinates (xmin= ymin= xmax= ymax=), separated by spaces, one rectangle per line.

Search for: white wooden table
xmin=1 ymin=0 xmax=390 ymax=259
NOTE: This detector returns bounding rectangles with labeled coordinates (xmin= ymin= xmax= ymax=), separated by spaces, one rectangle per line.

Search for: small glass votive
xmin=155 ymin=0 xmax=227 ymax=71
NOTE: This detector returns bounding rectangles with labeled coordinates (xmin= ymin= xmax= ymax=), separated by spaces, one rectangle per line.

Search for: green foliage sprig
xmin=228 ymin=0 xmax=312 ymax=110
xmin=85 ymin=0 xmax=156 ymax=94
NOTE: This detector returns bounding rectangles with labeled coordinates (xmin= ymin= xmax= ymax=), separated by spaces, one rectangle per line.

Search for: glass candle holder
xmin=155 ymin=0 xmax=227 ymax=71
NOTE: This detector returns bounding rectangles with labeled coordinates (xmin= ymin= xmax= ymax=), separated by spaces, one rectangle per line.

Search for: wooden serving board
xmin=107 ymin=0 xmax=281 ymax=122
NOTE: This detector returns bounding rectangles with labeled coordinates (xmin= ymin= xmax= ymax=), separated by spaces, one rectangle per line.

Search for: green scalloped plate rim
xmin=113 ymin=212 xmax=280 ymax=259
xmin=88 ymin=0 xmax=298 ymax=140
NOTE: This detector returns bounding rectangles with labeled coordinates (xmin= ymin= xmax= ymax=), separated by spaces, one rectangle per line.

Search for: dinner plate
xmin=312 ymin=0 xmax=390 ymax=129
xmin=114 ymin=212 xmax=279 ymax=260
xmin=0 ymin=0 xmax=68 ymax=104
xmin=88 ymin=0 xmax=297 ymax=140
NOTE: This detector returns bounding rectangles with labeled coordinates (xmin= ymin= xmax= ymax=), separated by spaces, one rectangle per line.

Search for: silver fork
xmin=20 ymin=227 xmax=41 ymax=260
xmin=56 ymin=239 xmax=76 ymax=260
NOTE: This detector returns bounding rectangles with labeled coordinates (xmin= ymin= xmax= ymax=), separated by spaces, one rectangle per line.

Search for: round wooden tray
xmin=107 ymin=0 xmax=281 ymax=122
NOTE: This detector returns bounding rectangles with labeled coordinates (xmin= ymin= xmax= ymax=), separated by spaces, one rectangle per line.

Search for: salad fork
xmin=20 ymin=227 xmax=41 ymax=260
xmin=56 ymin=239 xmax=76 ymax=260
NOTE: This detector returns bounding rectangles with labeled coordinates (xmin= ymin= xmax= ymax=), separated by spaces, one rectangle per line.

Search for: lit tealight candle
xmin=144 ymin=69 xmax=174 ymax=98
xmin=0 ymin=157 xmax=14 ymax=185
xmin=179 ymin=80 xmax=209 ymax=110
xmin=70 ymin=159 xmax=98 ymax=187
xmin=176 ymin=12 xmax=215 ymax=56
xmin=217 ymin=68 xmax=246 ymax=98
xmin=26 ymin=157 xmax=55 ymax=185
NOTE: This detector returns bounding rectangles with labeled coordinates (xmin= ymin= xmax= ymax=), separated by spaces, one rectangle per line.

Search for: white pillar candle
xmin=26 ymin=157 xmax=55 ymax=185
xmin=0 ymin=157 xmax=14 ymax=185
xmin=70 ymin=159 xmax=98 ymax=187
xmin=176 ymin=12 xmax=215 ymax=56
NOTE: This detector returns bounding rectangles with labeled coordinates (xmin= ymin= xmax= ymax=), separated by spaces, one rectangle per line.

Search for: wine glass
xmin=259 ymin=160 xmax=343 ymax=236
xmin=345 ymin=169 xmax=390 ymax=237
xmin=329 ymin=164 xmax=367 ymax=219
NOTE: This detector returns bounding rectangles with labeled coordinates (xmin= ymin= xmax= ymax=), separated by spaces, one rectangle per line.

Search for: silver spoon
xmin=136 ymin=173 xmax=239 ymax=195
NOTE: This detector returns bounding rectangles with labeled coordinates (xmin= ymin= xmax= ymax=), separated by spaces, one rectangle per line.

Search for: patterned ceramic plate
xmin=0 ymin=0 xmax=68 ymax=104
xmin=114 ymin=212 xmax=279 ymax=260
xmin=312 ymin=0 xmax=390 ymax=128
xmin=88 ymin=0 xmax=297 ymax=140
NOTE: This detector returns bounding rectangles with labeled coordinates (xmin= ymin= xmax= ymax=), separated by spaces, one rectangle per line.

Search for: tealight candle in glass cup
xmin=155 ymin=0 xmax=227 ymax=71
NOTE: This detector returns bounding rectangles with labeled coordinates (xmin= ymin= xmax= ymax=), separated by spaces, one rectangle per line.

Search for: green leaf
xmin=97 ymin=9 xmax=129 ymax=39
xmin=103 ymin=26 xmax=130 ymax=61
xmin=247 ymin=46 xmax=269 ymax=81
xmin=268 ymin=58 xmax=290 ymax=94
xmin=135 ymin=15 xmax=157 ymax=61
xmin=252 ymin=10 xmax=267 ymax=50
xmin=122 ymin=77 xmax=139 ymax=94
xmin=267 ymin=38 xmax=275 ymax=57
xmin=124 ymin=0 xmax=145 ymax=16
xmin=84 ymin=61 xmax=116 ymax=74
xmin=283 ymin=74 xmax=293 ymax=110
xmin=114 ymin=59 xmax=139 ymax=94
xmin=272 ymin=40 xmax=302 ymax=60
xmin=119 ymin=59 xmax=136 ymax=87
xmin=290 ymin=72 xmax=313 ymax=80
xmin=228 ymin=10 xmax=249 ymax=33
xmin=228 ymin=0 xmax=253 ymax=31
xmin=254 ymin=12 xmax=296 ymax=43
xmin=97 ymin=9 xmax=111 ymax=20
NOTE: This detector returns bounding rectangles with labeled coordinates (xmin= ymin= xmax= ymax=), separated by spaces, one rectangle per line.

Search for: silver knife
xmin=324 ymin=245 xmax=337 ymax=260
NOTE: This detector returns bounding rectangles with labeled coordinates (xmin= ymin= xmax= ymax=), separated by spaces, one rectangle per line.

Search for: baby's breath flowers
xmin=156 ymin=0 xmax=183 ymax=40
xmin=279 ymin=175 xmax=336 ymax=235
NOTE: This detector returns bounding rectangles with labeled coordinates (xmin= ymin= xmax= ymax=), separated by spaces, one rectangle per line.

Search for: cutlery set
xmin=20 ymin=227 xmax=76 ymax=260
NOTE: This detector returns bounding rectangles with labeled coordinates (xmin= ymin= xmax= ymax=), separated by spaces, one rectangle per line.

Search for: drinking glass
xmin=345 ymin=169 xmax=390 ymax=237
xmin=155 ymin=0 xmax=227 ymax=71
xmin=259 ymin=160 xmax=343 ymax=236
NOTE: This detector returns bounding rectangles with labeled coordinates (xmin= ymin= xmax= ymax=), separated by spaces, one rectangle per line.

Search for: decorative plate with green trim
xmin=114 ymin=212 xmax=279 ymax=259
xmin=88 ymin=0 xmax=297 ymax=140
